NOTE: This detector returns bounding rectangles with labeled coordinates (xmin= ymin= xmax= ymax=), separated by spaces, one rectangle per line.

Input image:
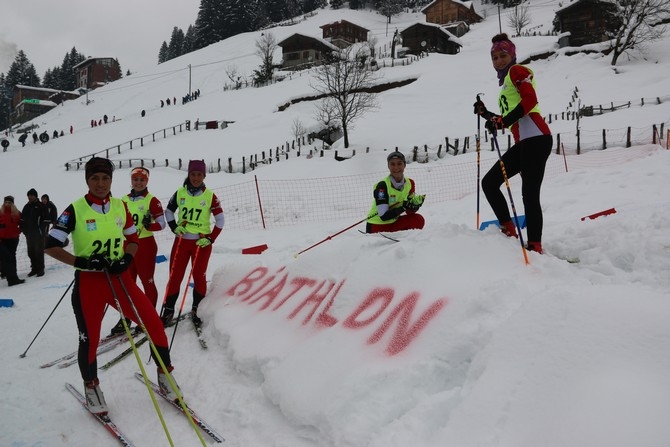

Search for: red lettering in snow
xmin=367 ymin=293 xmax=447 ymax=355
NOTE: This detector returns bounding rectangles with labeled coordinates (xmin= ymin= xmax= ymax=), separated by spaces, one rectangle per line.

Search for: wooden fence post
xmin=626 ymin=127 xmax=631 ymax=147
xmin=555 ymin=133 xmax=560 ymax=154
xmin=602 ymin=129 xmax=607 ymax=150
xmin=228 ymin=158 xmax=232 ymax=173
xmin=242 ymin=156 xmax=246 ymax=174
xmin=576 ymin=129 xmax=580 ymax=155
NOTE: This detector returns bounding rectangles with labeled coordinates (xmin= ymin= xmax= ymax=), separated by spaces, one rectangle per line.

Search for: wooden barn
xmin=400 ymin=22 xmax=462 ymax=55
xmin=73 ymin=57 xmax=122 ymax=90
xmin=421 ymin=0 xmax=483 ymax=26
xmin=11 ymin=85 xmax=80 ymax=123
xmin=554 ymin=0 xmax=622 ymax=47
xmin=320 ymin=20 xmax=369 ymax=48
xmin=278 ymin=33 xmax=340 ymax=70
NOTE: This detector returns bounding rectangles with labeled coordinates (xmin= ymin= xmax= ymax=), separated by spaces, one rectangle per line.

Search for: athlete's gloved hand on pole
xmin=74 ymin=253 xmax=109 ymax=271
xmin=108 ymin=253 xmax=134 ymax=274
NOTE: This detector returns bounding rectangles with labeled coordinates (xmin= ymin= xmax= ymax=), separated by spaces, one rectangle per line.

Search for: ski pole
xmin=19 ymin=278 xmax=74 ymax=358
xmin=103 ymin=271 xmax=177 ymax=447
xmin=475 ymin=93 xmax=484 ymax=230
xmin=490 ymin=130 xmax=529 ymax=265
xmin=294 ymin=211 xmax=379 ymax=258
xmin=168 ymin=245 xmax=201 ymax=351
xmin=115 ymin=273 xmax=207 ymax=446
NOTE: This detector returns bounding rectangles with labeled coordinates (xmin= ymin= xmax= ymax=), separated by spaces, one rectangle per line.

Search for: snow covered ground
xmin=2 ymin=4 xmax=670 ymax=447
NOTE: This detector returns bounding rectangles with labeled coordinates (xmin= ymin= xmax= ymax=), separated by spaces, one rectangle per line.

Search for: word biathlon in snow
xmin=226 ymin=266 xmax=447 ymax=355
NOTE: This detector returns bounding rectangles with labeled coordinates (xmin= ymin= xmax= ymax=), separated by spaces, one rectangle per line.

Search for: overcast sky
xmin=0 ymin=0 xmax=201 ymax=78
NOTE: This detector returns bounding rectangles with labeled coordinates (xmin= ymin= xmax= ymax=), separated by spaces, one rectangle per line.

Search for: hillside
xmin=2 ymin=4 xmax=670 ymax=447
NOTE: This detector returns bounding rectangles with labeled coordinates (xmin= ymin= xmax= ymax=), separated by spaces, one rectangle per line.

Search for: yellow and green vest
xmin=122 ymin=193 xmax=154 ymax=239
xmin=367 ymin=176 xmax=412 ymax=225
xmin=498 ymin=65 xmax=542 ymax=119
xmin=71 ymin=197 xmax=126 ymax=267
xmin=176 ymin=187 xmax=214 ymax=235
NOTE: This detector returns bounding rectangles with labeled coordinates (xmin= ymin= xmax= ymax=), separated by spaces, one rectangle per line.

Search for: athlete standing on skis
xmin=161 ymin=159 xmax=224 ymax=329
xmin=108 ymin=166 xmax=166 ymax=335
xmin=366 ymin=151 xmax=425 ymax=234
xmin=45 ymin=157 xmax=183 ymax=415
xmin=474 ymin=33 xmax=553 ymax=254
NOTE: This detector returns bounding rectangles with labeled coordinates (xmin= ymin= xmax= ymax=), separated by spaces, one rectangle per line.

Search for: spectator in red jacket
xmin=0 ymin=196 xmax=25 ymax=286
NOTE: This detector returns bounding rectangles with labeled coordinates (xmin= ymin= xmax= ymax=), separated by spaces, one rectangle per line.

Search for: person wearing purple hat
xmin=473 ymin=33 xmax=553 ymax=254
xmin=161 ymin=159 xmax=224 ymax=329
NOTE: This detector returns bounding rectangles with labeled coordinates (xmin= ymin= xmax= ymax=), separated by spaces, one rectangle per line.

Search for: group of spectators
xmin=0 ymin=189 xmax=57 ymax=286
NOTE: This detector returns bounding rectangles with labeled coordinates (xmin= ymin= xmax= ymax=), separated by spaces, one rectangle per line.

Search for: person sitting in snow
xmin=366 ymin=151 xmax=425 ymax=234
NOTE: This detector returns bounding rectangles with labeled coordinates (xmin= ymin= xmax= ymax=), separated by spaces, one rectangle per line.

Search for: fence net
xmin=12 ymin=143 xmax=662 ymax=274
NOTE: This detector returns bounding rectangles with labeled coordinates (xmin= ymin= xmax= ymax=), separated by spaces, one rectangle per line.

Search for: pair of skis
xmin=66 ymin=372 xmax=224 ymax=445
xmin=100 ymin=313 xmax=192 ymax=370
xmin=41 ymin=329 xmax=142 ymax=369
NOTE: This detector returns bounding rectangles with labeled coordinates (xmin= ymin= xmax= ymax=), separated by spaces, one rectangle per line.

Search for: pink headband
xmin=491 ymin=40 xmax=516 ymax=59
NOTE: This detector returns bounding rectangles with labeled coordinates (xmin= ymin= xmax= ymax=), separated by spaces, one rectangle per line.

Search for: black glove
xmin=485 ymin=115 xmax=504 ymax=133
xmin=141 ymin=213 xmax=152 ymax=228
xmin=108 ymin=253 xmax=133 ymax=274
xmin=74 ymin=253 xmax=109 ymax=271
xmin=473 ymin=100 xmax=487 ymax=115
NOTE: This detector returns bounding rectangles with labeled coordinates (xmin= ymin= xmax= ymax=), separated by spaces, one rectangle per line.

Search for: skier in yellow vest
xmin=45 ymin=157 xmax=182 ymax=415
xmin=108 ymin=166 xmax=166 ymax=335
xmin=161 ymin=159 xmax=224 ymax=328
xmin=474 ymin=33 xmax=553 ymax=254
xmin=366 ymin=151 xmax=425 ymax=234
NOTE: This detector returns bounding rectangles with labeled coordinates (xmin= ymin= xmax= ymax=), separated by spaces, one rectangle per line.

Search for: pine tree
xmin=158 ymin=41 xmax=169 ymax=63
xmin=62 ymin=47 xmax=86 ymax=90
xmin=167 ymin=27 xmax=186 ymax=60
xmin=194 ymin=0 xmax=226 ymax=50
xmin=0 ymin=73 xmax=10 ymax=131
xmin=183 ymin=25 xmax=197 ymax=54
xmin=5 ymin=50 xmax=41 ymax=89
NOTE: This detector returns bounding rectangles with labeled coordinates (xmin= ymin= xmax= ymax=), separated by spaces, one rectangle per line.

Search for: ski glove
xmin=196 ymin=236 xmax=212 ymax=248
xmin=173 ymin=225 xmax=188 ymax=236
xmin=108 ymin=253 xmax=134 ymax=274
xmin=473 ymin=101 xmax=496 ymax=120
xmin=403 ymin=194 xmax=425 ymax=212
xmin=74 ymin=253 xmax=109 ymax=271
xmin=141 ymin=213 xmax=152 ymax=228
xmin=485 ymin=115 xmax=504 ymax=134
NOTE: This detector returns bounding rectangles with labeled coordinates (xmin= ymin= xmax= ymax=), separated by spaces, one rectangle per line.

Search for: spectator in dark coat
xmin=18 ymin=133 xmax=28 ymax=147
xmin=32 ymin=133 xmax=38 ymax=144
xmin=41 ymin=194 xmax=58 ymax=245
xmin=20 ymin=188 xmax=46 ymax=277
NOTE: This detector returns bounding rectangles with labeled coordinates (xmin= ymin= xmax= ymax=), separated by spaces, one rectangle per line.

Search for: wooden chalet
xmin=11 ymin=85 xmax=80 ymax=123
xmin=73 ymin=57 xmax=121 ymax=90
xmin=554 ymin=0 xmax=621 ymax=47
xmin=421 ymin=0 xmax=483 ymax=26
xmin=278 ymin=33 xmax=340 ymax=70
xmin=320 ymin=20 xmax=369 ymax=48
xmin=400 ymin=23 xmax=462 ymax=55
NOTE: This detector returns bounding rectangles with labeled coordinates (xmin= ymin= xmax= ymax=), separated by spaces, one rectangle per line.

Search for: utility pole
xmin=498 ymin=3 xmax=502 ymax=34
xmin=188 ymin=64 xmax=192 ymax=96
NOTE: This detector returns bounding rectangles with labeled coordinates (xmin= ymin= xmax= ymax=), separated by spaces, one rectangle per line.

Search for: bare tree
xmin=225 ymin=65 xmax=243 ymax=89
xmin=311 ymin=47 xmax=379 ymax=148
xmin=507 ymin=4 xmax=532 ymax=35
xmin=609 ymin=0 xmax=670 ymax=65
xmin=253 ymin=32 xmax=278 ymax=85
xmin=292 ymin=117 xmax=306 ymax=148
